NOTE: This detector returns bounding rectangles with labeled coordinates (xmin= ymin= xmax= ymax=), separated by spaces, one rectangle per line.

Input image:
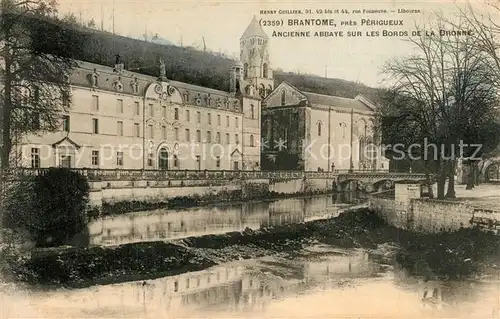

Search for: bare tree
xmin=0 ymin=0 xmax=78 ymax=168
xmin=378 ymin=15 xmax=498 ymax=199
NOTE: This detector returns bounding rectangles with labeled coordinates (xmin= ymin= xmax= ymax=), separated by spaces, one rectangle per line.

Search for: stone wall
xmin=368 ymin=195 xmax=496 ymax=234
xmin=411 ymin=199 xmax=472 ymax=233
xmin=368 ymin=197 xmax=411 ymax=229
xmin=89 ymin=177 xmax=337 ymax=210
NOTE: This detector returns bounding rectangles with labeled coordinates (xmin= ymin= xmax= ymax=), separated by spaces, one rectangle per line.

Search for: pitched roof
xmin=51 ymin=136 xmax=81 ymax=149
xmin=241 ymin=15 xmax=268 ymax=39
xmin=302 ymin=92 xmax=374 ymax=112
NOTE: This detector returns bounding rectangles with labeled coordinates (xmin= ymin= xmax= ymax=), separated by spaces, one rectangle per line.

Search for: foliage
xmin=2 ymin=168 xmax=90 ymax=247
xmin=375 ymin=15 xmax=499 ymax=198
xmin=0 ymin=0 xmax=86 ymax=168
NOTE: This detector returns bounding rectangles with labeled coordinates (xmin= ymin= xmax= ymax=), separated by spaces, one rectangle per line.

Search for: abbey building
xmin=11 ymin=15 xmax=388 ymax=171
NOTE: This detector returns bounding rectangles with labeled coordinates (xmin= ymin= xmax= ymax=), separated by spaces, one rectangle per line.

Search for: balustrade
xmin=3 ymin=168 xmax=429 ymax=183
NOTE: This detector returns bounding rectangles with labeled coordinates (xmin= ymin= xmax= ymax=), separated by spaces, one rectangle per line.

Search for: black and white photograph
xmin=1 ymin=0 xmax=500 ymax=317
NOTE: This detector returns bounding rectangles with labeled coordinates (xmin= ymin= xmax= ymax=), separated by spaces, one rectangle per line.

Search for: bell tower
xmin=240 ymin=15 xmax=274 ymax=99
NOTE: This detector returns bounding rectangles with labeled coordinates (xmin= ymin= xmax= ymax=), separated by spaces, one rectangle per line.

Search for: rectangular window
xmin=174 ymin=108 xmax=179 ymax=120
xmin=197 ymin=111 xmax=201 ymax=123
xmin=216 ymin=132 xmax=221 ymax=143
xmin=134 ymin=123 xmax=140 ymax=137
xmin=174 ymin=127 xmax=179 ymax=140
xmin=162 ymin=105 xmax=167 ymax=118
xmin=149 ymin=103 xmax=154 ymax=117
xmin=116 ymin=151 xmax=124 ymax=166
xmin=60 ymin=155 xmax=71 ymax=168
xmin=216 ymin=156 xmax=221 ymax=168
xmin=226 ymin=133 xmax=230 ymax=144
xmin=173 ymin=155 xmax=179 ymax=167
xmin=92 ymin=118 xmax=99 ymax=134
xmin=251 ymin=105 xmax=255 ymax=119
xmin=31 ymin=148 xmax=40 ymax=168
xmin=148 ymin=124 xmax=154 ymax=138
xmin=186 ymin=110 xmax=190 ymax=121
xmin=62 ymin=91 xmax=70 ymax=107
xmin=185 ymin=129 xmax=190 ymax=141
xmin=217 ymin=114 xmax=221 ymax=126
xmin=196 ymin=130 xmax=201 ymax=142
xmin=91 ymin=150 xmax=99 ymax=166
xmin=235 ymin=117 xmax=238 ymax=128
xmin=226 ymin=116 xmax=229 ymax=127
xmin=206 ymin=131 xmax=211 ymax=143
xmin=92 ymin=95 xmax=99 ymax=111
xmin=207 ymin=113 xmax=211 ymax=125
xmin=147 ymin=154 xmax=153 ymax=167
xmin=135 ymin=101 xmax=140 ymax=115
xmin=235 ymin=133 xmax=239 ymax=144
xmin=62 ymin=115 xmax=70 ymax=132
xmin=117 ymin=121 xmax=123 ymax=136
xmin=117 ymin=99 xmax=124 ymax=113
xmin=162 ymin=125 xmax=167 ymax=139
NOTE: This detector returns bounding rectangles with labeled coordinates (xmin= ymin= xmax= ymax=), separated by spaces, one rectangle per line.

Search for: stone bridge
xmin=4 ymin=168 xmax=430 ymax=193
xmin=336 ymin=172 xmax=429 ymax=192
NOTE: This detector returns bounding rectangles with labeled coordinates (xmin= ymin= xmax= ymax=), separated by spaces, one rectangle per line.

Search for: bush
xmin=2 ymin=168 xmax=90 ymax=247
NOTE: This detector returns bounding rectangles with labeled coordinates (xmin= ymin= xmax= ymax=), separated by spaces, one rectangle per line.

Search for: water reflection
xmin=89 ymin=192 xmax=363 ymax=246
xmin=4 ymin=248 xmax=500 ymax=318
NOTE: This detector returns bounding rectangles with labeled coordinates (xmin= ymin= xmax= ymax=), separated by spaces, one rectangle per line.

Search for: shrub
xmin=2 ymin=168 xmax=90 ymax=247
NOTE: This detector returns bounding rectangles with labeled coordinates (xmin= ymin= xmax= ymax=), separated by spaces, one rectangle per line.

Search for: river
xmin=88 ymin=192 xmax=364 ymax=246
xmin=3 ymin=193 xmax=500 ymax=318
xmin=3 ymin=246 xmax=500 ymax=318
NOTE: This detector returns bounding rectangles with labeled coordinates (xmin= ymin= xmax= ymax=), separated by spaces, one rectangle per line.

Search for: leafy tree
xmin=376 ymin=16 xmax=498 ymax=199
xmin=2 ymin=168 xmax=90 ymax=247
xmin=0 ymin=0 xmax=81 ymax=168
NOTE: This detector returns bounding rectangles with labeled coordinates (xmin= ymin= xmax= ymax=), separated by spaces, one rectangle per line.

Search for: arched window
xmin=317 ymin=121 xmax=322 ymax=136
xmin=235 ymin=79 xmax=240 ymax=92
xmin=251 ymin=104 xmax=255 ymax=119
xmin=250 ymin=134 xmax=255 ymax=147
xmin=281 ymin=90 xmax=286 ymax=106
xmin=259 ymin=84 xmax=265 ymax=98
xmin=244 ymin=63 xmax=248 ymax=78
xmin=263 ymin=63 xmax=268 ymax=78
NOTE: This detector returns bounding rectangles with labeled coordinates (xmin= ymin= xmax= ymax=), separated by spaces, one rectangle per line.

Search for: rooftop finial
xmin=158 ymin=58 xmax=167 ymax=81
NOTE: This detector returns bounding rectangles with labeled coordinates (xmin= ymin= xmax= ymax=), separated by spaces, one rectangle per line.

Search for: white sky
xmin=56 ymin=0 xmax=497 ymax=88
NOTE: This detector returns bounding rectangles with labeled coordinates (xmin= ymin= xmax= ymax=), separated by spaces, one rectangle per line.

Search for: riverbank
xmin=3 ymin=207 xmax=500 ymax=289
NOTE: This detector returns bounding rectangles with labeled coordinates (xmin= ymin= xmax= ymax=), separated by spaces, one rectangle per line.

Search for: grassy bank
xmin=3 ymin=208 xmax=500 ymax=289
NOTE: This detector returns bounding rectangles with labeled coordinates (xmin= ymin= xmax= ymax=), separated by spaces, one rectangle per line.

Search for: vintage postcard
xmin=1 ymin=0 xmax=500 ymax=318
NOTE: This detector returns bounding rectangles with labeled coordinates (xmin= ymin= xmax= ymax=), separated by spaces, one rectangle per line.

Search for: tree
xmin=446 ymin=3 xmax=500 ymax=182
xmin=377 ymin=15 xmax=498 ymax=199
xmin=2 ymin=168 xmax=90 ymax=247
xmin=0 ymin=0 xmax=80 ymax=168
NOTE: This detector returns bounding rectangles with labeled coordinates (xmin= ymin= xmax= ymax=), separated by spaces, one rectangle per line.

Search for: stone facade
xmin=261 ymin=81 xmax=390 ymax=171
xmin=12 ymin=18 xmax=266 ymax=171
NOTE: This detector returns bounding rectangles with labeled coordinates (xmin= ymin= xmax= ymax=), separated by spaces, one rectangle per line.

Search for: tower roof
xmin=240 ymin=15 xmax=268 ymax=40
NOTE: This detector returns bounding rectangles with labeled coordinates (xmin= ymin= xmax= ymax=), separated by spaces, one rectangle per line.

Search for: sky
xmin=56 ymin=0 xmax=497 ymax=88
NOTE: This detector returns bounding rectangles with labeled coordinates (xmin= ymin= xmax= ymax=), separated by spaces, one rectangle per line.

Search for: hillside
xmin=26 ymin=15 xmax=382 ymax=100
